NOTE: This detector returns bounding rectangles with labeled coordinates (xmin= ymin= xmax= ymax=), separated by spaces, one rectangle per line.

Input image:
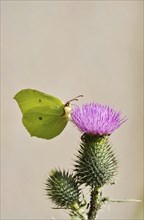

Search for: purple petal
xmin=71 ymin=103 xmax=125 ymax=135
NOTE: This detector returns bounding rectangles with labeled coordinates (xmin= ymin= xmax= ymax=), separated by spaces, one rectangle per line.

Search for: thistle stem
xmin=71 ymin=203 xmax=87 ymax=220
xmin=71 ymin=211 xmax=87 ymax=220
xmin=88 ymin=187 xmax=101 ymax=220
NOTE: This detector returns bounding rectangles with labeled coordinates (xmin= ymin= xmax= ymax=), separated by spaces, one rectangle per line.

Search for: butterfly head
xmin=64 ymin=95 xmax=83 ymax=118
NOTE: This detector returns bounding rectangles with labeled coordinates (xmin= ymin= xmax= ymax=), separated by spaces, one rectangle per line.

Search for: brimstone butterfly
xmin=14 ymin=89 xmax=82 ymax=140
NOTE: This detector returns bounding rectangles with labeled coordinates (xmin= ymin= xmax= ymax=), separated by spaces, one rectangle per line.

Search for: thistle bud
xmin=46 ymin=170 xmax=81 ymax=209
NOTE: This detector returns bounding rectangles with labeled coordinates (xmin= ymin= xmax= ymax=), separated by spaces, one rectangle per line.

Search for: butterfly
xmin=14 ymin=89 xmax=82 ymax=140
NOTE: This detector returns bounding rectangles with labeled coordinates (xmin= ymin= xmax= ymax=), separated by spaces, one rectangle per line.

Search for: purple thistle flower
xmin=71 ymin=103 xmax=125 ymax=135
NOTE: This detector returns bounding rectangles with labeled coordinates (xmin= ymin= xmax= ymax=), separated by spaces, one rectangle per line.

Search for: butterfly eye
xmin=64 ymin=102 xmax=70 ymax=107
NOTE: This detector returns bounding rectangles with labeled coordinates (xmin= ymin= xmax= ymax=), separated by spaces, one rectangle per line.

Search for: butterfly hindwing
xmin=23 ymin=106 xmax=68 ymax=139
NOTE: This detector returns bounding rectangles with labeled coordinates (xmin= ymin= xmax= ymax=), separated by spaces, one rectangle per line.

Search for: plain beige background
xmin=1 ymin=1 xmax=143 ymax=219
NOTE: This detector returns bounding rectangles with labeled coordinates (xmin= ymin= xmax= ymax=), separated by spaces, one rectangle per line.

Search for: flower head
xmin=71 ymin=103 xmax=125 ymax=135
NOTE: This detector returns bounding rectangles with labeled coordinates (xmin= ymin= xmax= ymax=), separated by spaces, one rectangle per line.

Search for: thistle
xmin=71 ymin=103 xmax=124 ymax=188
xmin=71 ymin=103 xmax=125 ymax=219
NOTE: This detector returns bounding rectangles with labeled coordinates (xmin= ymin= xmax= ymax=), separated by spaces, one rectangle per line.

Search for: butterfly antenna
xmin=65 ymin=95 xmax=83 ymax=106
xmin=68 ymin=95 xmax=83 ymax=102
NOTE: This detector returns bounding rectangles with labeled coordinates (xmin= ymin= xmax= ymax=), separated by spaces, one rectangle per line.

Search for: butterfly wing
xmin=14 ymin=89 xmax=63 ymax=114
xmin=22 ymin=106 xmax=68 ymax=139
xmin=14 ymin=89 xmax=69 ymax=139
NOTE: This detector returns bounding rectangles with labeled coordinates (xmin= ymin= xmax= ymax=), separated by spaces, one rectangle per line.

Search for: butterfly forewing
xmin=14 ymin=89 xmax=63 ymax=114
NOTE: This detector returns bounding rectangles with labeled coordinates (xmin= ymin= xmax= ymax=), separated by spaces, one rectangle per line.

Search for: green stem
xmin=71 ymin=203 xmax=87 ymax=220
xmin=88 ymin=187 xmax=101 ymax=220
xmin=71 ymin=211 xmax=86 ymax=220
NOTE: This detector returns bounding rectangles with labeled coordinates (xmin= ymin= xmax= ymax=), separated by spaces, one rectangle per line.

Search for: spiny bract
xmin=74 ymin=134 xmax=118 ymax=187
